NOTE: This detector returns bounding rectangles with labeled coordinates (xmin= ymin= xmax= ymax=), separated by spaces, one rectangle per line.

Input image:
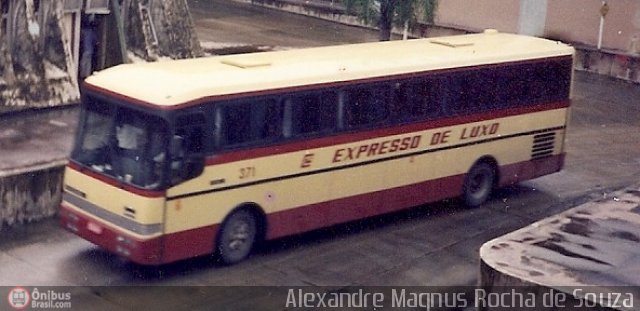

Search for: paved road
xmin=189 ymin=0 xmax=382 ymax=51
xmin=1 ymin=0 xmax=639 ymax=308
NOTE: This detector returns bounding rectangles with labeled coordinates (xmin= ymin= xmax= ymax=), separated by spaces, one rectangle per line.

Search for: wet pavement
xmin=0 ymin=107 xmax=77 ymax=174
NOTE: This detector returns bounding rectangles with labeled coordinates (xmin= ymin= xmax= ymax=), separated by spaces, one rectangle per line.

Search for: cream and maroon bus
xmin=60 ymin=30 xmax=574 ymax=265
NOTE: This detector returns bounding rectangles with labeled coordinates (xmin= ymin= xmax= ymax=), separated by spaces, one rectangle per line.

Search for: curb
xmin=0 ymin=161 xmax=67 ymax=229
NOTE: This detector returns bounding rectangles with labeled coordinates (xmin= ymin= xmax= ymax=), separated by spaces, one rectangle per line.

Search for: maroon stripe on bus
xmin=83 ymin=82 xmax=162 ymax=110
xmin=157 ymin=155 xmax=563 ymax=262
xmin=60 ymin=203 xmax=164 ymax=265
xmin=263 ymin=154 xmax=564 ymax=240
xmin=161 ymin=225 xmax=219 ymax=263
xmin=61 ymin=200 xmax=217 ymax=265
xmin=63 ymin=154 xmax=562 ymax=265
xmin=206 ymin=101 xmax=569 ymax=166
xmin=499 ymin=153 xmax=565 ymax=187
xmin=67 ymin=161 xmax=166 ymax=198
xmin=264 ymin=174 xmax=464 ymax=240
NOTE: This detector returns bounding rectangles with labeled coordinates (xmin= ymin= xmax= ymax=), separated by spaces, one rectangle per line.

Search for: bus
xmin=60 ymin=30 xmax=574 ymax=265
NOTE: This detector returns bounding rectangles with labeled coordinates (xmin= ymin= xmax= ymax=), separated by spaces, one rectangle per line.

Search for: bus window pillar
xmin=282 ymin=98 xmax=293 ymax=138
xmin=337 ymin=91 xmax=347 ymax=130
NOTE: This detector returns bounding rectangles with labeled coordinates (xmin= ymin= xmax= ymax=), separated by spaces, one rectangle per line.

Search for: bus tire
xmin=217 ymin=208 xmax=258 ymax=265
xmin=462 ymin=161 xmax=496 ymax=207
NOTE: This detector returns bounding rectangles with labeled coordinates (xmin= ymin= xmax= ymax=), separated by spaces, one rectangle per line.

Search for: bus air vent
xmin=531 ymin=132 xmax=556 ymax=159
xmin=220 ymin=58 xmax=272 ymax=69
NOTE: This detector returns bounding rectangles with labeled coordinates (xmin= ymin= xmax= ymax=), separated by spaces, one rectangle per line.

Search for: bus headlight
xmin=116 ymin=245 xmax=131 ymax=257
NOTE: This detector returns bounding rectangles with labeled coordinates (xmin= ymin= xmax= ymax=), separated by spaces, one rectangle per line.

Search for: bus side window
xmin=533 ymin=60 xmax=571 ymax=103
xmin=287 ymin=91 xmax=337 ymax=137
xmin=498 ymin=65 xmax=529 ymax=107
xmin=343 ymin=85 xmax=390 ymax=129
xmin=220 ymin=103 xmax=252 ymax=146
xmin=393 ymin=80 xmax=439 ymax=123
xmin=219 ymin=97 xmax=283 ymax=148
xmin=257 ymin=98 xmax=283 ymax=140
xmin=477 ymin=70 xmax=500 ymax=110
xmin=449 ymin=73 xmax=479 ymax=115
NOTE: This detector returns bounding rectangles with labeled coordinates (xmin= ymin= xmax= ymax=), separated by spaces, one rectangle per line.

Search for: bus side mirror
xmin=169 ymin=133 xmax=204 ymax=185
xmin=183 ymin=155 xmax=204 ymax=180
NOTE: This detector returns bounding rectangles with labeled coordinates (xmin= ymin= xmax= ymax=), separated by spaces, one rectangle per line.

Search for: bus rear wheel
xmin=463 ymin=161 xmax=496 ymax=207
xmin=217 ymin=209 xmax=257 ymax=265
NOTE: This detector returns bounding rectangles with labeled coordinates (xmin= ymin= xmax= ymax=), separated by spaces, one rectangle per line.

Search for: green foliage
xmin=344 ymin=0 xmax=380 ymax=25
xmin=344 ymin=0 xmax=438 ymax=40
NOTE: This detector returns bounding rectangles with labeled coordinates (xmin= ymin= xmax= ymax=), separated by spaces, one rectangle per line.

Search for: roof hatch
xmin=220 ymin=58 xmax=272 ymax=69
xmin=429 ymin=38 xmax=474 ymax=48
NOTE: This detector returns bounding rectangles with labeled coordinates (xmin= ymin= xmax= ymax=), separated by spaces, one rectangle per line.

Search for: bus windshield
xmin=71 ymin=96 xmax=168 ymax=189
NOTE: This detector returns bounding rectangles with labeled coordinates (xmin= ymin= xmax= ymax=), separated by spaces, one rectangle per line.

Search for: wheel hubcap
xmin=471 ymin=175 xmax=485 ymax=193
xmin=470 ymin=171 xmax=490 ymax=198
xmin=228 ymin=222 xmax=250 ymax=251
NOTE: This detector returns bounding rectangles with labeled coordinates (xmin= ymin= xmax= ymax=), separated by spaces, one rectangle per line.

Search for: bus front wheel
xmin=462 ymin=161 xmax=496 ymax=207
xmin=217 ymin=209 xmax=257 ymax=265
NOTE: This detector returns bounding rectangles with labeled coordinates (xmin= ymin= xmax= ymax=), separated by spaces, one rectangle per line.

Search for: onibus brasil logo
xmin=7 ymin=287 xmax=72 ymax=309
xmin=7 ymin=287 xmax=30 ymax=310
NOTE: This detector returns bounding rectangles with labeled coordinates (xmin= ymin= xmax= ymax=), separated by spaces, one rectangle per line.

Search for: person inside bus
xmin=114 ymin=123 xmax=163 ymax=188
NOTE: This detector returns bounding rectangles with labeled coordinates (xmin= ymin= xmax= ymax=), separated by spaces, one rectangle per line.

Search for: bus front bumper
xmin=59 ymin=203 xmax=164 ymax=265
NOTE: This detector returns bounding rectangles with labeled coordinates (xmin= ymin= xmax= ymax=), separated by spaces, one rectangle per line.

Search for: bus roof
xmin=85 ymin=31 xmax=574 ymax=107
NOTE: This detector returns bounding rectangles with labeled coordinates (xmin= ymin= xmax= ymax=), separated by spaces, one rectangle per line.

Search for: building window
xmin=85 ymin=0 xmax=110 ymax=14
xmin=33 ymin=0 xmax=40 ymax=14
xmin=64 ymin=0 xmax=83 ymax=12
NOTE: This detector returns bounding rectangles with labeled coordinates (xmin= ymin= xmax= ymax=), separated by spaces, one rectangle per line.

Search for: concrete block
xmin=0 ymin=164 xmax=65 ymax=229
xmin=480 ymin=185 xmax=640 ymax=309
xmin=569 ymin=48 xmax=640 ymax=84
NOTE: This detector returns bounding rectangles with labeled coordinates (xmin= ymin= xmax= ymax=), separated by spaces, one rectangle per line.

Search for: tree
xmin=345 ymin=0 xmax=438 ymax=41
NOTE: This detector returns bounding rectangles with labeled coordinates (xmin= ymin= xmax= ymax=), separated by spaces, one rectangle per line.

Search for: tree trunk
xmin=378 ymin=0 xmax=394 ymax=41
xmin=0 ymin=38 xmax=16 ymax=85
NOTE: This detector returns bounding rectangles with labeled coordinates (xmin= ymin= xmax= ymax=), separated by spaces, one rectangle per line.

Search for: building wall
xmin=545 ymin=0 xmax=640 ymax=53
xmin=435 ymin=0 xmax=640 ymax=54
xmin=0 ymin=0 xmax=78 ymax=114
xmin=434 ymin=0 xmax=520 ymax=33
xmin=0 ymin=0 xmax=202 ymax=115
xmin=519 ymin=0 xmax=547 ymax=36
xmin=127 ymin=0 xmax=202 ymax=61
